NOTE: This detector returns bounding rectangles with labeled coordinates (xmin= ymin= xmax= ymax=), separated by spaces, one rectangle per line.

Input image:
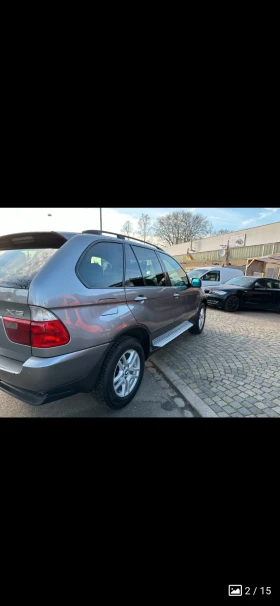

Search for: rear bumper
xmin=0 ymin=343 xmax=110 ymax=406
xmin=0 ymin=379 xmax=81 ymax=406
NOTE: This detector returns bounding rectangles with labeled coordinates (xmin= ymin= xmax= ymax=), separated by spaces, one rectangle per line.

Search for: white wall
xmin=163 ymin=222 xmax=280 ymax=255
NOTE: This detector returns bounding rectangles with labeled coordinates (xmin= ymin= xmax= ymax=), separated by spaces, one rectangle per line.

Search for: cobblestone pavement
xmin=151 ymin=308 xmax=280 ymax=418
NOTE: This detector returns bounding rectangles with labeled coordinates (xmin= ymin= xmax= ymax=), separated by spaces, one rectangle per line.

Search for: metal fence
xmin=174 ymin=242 xmax=280 ymax=264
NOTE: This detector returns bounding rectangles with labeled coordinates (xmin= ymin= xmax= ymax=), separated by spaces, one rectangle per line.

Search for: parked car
xmin=204 ymin=276 xmax=280 ymax=312
xmin=0 ymin=230 xmax=207 ymax=410
xmin=187 ymin=266 xmax=244 ymax=289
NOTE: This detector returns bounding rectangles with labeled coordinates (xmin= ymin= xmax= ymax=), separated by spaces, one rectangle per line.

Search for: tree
xmin=207 ymin=228 xmax=230 ymax=236
xmin=121 ymin=220 xmax=133 ymax=237
xmin=138 ymin=213 xmax=152 ymax=242
xmin=153 ymin=210 xmax=212 ymax=247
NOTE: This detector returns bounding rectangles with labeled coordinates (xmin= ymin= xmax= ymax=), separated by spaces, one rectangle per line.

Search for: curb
xmin=151 ymin=355 xmax=218 ymax=418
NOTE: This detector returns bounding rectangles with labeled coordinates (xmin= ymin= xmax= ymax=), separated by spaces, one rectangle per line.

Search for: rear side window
xmin=124 ymin=245 xmax=144 ymax=287
xmin=77 ymin=242 xmax=124 ymax=288
xmin=0 ymin=249 xmax=57 ymax=289
xmin=272 ymin=280 xmax=280 ymax=289
xmin=132 ymin=246 xmax=167 ymax=287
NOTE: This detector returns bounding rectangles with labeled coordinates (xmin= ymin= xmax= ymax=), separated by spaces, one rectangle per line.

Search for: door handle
xmin=173 ymin=293 xmax=180 ymax=298
xmin=135 ymin=296 xmax=147 ymax=301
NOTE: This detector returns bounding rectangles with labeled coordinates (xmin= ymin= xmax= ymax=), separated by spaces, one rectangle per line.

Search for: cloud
xmin=240 ymin=207 xmax=279 ymax=227
xmin=241 ymin=218 xmax=256 ymax=226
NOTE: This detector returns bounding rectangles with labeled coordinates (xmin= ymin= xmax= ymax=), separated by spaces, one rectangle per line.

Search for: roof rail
xmin=82 ymin=230 xmax=164 ymax=251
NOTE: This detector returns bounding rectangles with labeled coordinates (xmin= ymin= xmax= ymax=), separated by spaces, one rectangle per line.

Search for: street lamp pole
xmin=100 ymin=207 xmax=102 ymax=232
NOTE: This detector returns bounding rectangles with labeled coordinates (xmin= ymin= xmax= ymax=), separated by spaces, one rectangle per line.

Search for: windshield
xmin=187 ymin=269 xmax=206 ymax=279
xmin=224 ymin=277 xmax=255 ymax=287
xmin=0 ymin=248 xmax=57 ymax=288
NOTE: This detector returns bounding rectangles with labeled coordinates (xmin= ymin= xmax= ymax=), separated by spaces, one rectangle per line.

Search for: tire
xmin=93 ymin=336 xmax=145 ymax=410
xmin=189 ymin=303 xmax=206 ymax=334
xmin=223 ymin=295 xmax=240 ymax=312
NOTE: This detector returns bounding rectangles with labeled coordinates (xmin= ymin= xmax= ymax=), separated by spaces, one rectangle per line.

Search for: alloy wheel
xmin=113 ymin=349 xmax=141 ymax=397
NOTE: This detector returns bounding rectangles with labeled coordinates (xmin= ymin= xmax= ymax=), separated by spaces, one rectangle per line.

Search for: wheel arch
xmin=112 ymin=324 xmax=151 ymax=360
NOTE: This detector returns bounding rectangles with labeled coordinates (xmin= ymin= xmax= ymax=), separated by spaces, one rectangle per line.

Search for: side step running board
xmin=152 ymin=320 xmax=193 ymax=348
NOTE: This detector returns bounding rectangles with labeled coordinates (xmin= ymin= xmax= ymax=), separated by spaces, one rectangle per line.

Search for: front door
xmin=200 ymin=269 xmax=221 ymax=289
xmin=124 ymin=244 xmax=176 ymax=339
xmin=157 ymin=252 xmax=200 ymax=323
xmin=243 ymin=278 xmax=275 ymax=309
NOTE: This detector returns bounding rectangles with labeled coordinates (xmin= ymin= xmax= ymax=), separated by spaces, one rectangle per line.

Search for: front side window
xmin=272 ymin=280 xmax=280 ymax=289
xmin=77 ymin=242 xmax=124 ymax=288
xmin=158 ymin=252 xmax=189 ymax=291
xmin=254 ymin=279 xmax=269 ymax=289
xmin=131 ymin=246 xmax=167 ymax=286
xmin=202 ymin=271 xmax=220 ymax=281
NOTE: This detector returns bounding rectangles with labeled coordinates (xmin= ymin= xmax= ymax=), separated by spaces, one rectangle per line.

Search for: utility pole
xmin=100 ymin=208 xmax=102 ymax=232
xmin=225 ymin=239 xmax=230 ymax=265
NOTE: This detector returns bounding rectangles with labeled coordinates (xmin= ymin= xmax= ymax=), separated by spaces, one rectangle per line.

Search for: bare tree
xmin=121 ymin=220 xmax=133 ymax=237
xmin=154 ymin=210 xmax=212 ymax=247
xmin=207 ymin=228 xmax=230 ymax=236
xmin=153 ymin=211 xmax=184 ymax=246
xmin=216 ymin=229 xmax=230 ymax=235
xmin=138 ymin=213 xmax=152 ymax=242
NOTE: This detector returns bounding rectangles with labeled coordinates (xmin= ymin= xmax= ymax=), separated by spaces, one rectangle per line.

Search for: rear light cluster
xmin=3 ymin=307 xmax=70 ymax=348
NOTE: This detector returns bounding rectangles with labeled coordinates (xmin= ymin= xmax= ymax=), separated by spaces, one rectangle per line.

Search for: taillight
xmin=31 ymin=320 xmax=69 ymax=347
xmin=3 ymin=317 xmax=31 ymax=345
xmin=3 ymin=307 xmax=70 ymax=348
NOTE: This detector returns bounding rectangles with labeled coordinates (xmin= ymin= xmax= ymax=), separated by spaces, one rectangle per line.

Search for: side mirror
xmin=191 ymin=278 xmax=202 ymax=288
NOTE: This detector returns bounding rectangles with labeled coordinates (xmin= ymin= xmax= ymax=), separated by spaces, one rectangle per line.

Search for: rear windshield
xmin=0 ymin=249 xmax=57 ymax=288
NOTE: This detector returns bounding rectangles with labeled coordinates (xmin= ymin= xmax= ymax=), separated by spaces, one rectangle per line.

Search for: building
xmin=163 ymin=221 xmax=280 ymax=271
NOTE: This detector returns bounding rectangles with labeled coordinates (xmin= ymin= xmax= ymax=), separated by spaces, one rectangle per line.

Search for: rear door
xmin=0 ymin=232 xmax=67 ymax=362
xmin=271 ymin=279 xmax=280 ymax=310
xmin=157 ymin=252 xmax=200 ymax=322
xmin=124 ymin=244 xmax=175 ymax=339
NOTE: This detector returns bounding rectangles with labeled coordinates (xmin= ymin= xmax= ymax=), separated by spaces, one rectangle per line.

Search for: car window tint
xmin=0 ymin=248 xmax=57 ymax=289
xmin=203 ymin=271 xmax=220 ymax=281
xmin=157 ymin=252 xmax=188 ymax=291
xmin=78 ymin=242 xmax=124 ymax=288
xmin=265 ymin=280 xmax=273 ymax=289
xmin=132 ymin=246 xmax=167 ymax=287
xmin=254 ymin=279 xmax=267 ymax=288
xmin=272 ymin=280 xmax=280 ymax=289
xmin=124 ymin=245 xmax=144 ymax=287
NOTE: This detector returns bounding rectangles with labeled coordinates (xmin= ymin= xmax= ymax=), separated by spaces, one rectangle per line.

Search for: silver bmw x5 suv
xmin=0 ymin=230 xmax=206 ymax=410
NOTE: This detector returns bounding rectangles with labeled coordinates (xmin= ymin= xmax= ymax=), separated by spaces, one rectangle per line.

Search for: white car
xmin=187 ymin=266 xmax=244 ymax=289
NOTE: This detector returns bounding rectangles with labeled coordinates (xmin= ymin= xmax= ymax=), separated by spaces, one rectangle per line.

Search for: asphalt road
xmin=0 ymin=367 xmax=194 ymax=418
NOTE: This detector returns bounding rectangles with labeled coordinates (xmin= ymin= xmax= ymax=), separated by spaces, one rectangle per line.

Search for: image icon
xmin=228 ymin=585 xmax=242 ymax=596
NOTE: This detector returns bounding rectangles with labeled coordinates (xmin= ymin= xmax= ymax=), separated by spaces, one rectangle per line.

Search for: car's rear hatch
xmin=0 ymin=231 xmax=75 ymax=363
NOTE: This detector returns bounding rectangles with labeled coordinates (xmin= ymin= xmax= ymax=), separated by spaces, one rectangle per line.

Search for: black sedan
xmin=204 ymin=276 xmax=280 ymax=313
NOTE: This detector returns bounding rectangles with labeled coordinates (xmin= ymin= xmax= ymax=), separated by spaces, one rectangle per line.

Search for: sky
xmin=0 ymin=206 xmax=279 ymax=237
